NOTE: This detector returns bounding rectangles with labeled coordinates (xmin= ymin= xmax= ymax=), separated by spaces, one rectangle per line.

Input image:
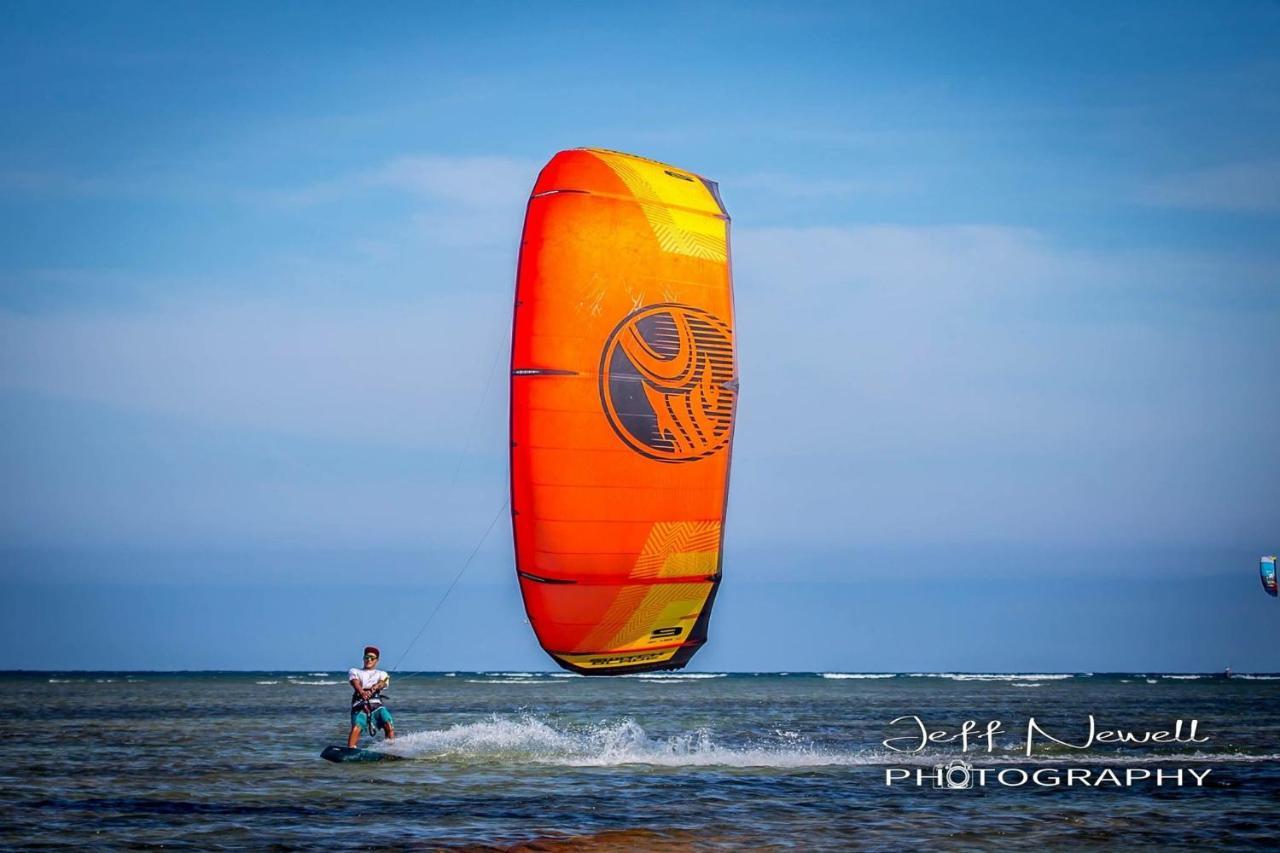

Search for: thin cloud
xmin=0 ymin=154 xmax=541 ymax=212
xmin=0 ymin=294 xmax=511 ymax=449
xmin=735 ymin=223 xmax=1280 ymax=312
xmin=372 ymin=155 xmax=537 ymax=208
xmin=251 ymin=154 xmax=539 ymax=210
xmin=729 ymin=172 xmax=913 ymax=199
xmin=0 ymin=169 xmax=163 ymax=199
xmin=1136 ymin=159 xmax=1280 ymax=212
xmin=728 ymin=223 xmax=1280 ymax=547
xmin=736 ymin=224 xmax=1050 ymax=299
xmin=4 ymin=206 xmax=1277 ymax=551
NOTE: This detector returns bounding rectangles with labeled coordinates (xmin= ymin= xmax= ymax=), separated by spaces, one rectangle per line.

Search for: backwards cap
xmin=364 ymin=646 xmax=380 ymax=658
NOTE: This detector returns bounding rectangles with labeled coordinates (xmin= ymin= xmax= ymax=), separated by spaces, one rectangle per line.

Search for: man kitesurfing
xmin=347 ymin=646 xmax=394 ymax=748
xmin=323 ymin=148 xmax=736 ymax=764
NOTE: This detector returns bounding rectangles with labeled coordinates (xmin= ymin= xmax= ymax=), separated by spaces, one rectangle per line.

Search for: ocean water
xmin=4 ymin=672 xmax=1280 ymax=849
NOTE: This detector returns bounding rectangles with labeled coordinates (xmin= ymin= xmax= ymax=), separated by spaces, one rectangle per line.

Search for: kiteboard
xmin=320 ymin=745 xmax=397 ymax=763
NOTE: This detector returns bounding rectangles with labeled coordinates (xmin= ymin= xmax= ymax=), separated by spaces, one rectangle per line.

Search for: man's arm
xmin=349 ymin=675 xmax=370 ymax=700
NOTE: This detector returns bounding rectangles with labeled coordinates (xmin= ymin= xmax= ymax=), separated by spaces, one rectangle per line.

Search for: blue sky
xmin=2 ymin=2 xmax=1278 ymax=670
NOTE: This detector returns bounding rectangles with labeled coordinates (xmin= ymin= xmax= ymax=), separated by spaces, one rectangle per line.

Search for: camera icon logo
xmin=935 ymin=759 xmax=975 ymax=789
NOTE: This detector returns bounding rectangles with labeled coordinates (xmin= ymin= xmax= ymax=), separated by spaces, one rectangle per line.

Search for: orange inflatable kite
xmin=510 ymin=149 xmax=737 ymax=674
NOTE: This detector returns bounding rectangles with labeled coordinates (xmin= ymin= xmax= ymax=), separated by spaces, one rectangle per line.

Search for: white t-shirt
xmin=349 ymin=668 xmax=389 ymax=691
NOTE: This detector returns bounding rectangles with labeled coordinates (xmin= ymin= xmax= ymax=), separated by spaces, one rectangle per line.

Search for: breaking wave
xmin=908 ymin=673 xmax=1075 ymax=682
xmin=821 ymin=673 xmax=895 ymax=680
xmin=289 ymin=679 xmax=342 ymax=686
xmin=463 ymin=679 xmax=565 ymax=685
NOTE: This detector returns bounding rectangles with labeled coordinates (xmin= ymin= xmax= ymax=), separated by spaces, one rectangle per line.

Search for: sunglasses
xmin=363 ymin=654 xmax=378 ymax=661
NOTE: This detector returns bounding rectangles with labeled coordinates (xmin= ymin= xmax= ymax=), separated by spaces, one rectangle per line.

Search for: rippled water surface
xmin=4 ymin=672 xmax=1280 ymax=849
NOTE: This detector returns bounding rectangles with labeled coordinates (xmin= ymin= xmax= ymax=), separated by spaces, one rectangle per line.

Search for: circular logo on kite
xmin=599 ymin=303 xmax=737 ymax=462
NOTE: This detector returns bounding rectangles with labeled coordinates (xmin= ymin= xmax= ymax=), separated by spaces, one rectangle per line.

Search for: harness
xmin=351 ymin=683 xmax=387 ymax=736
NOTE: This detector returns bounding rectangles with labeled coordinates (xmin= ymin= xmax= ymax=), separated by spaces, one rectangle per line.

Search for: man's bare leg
xmin=347 ymin=725 xmax=362 ymax=749
xmin=384 ymin=723 xmax=395 ymax=742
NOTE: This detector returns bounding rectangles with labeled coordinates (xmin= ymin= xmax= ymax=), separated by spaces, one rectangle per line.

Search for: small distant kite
xmin=1262 ymin=556 xmax=1278 ymax=597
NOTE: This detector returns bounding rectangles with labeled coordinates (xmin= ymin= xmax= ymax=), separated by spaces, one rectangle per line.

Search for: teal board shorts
xmin=352 ymin=706 xmax=393 ymax=731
